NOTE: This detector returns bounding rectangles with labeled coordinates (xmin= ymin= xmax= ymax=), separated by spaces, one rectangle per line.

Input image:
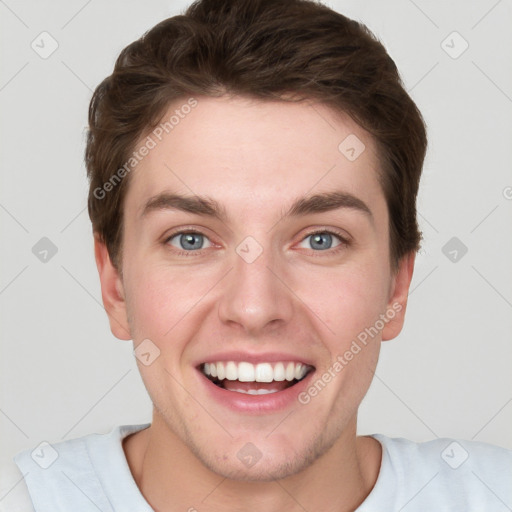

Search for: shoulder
xmin=0 ymin=459 xmax=35 ymax=512
xmin=9 ymin=423 xmax=151 ymax=511
xmin=377 ymin=434 xmax=512 ymax=473
xmin=373 ymin=434 xmax=512 ymax=509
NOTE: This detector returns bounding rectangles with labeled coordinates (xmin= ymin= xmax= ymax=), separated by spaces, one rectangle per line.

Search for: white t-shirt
xmin=1 ymin=423 xmax=511 ymax=511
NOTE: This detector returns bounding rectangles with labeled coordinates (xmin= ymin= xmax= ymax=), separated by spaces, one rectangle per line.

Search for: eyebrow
xmin=141 ymin=190 xmax=373 ymax=223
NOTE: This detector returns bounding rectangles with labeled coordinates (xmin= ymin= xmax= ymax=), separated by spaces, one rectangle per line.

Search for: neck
xmin=123 ymin=411 xmax=382 ymax=512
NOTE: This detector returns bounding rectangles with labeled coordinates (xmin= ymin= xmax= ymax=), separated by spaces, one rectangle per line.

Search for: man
xmin=8 ymin=0 xmax=512 ymax=510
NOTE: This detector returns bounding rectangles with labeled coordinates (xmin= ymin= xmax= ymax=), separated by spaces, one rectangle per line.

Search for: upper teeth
xmin=203 ymin=361 xmax=309 ymax=382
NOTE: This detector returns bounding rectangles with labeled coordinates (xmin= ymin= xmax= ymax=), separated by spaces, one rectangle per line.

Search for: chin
xmin=186 ymin=425 xmax=340 ymax=482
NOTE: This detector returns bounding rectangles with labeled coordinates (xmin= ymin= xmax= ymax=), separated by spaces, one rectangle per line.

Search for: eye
xmin=165 ymin=230 xmax=212 ymax=252
xmin=297 ymin=229 xmax=348 ymax=252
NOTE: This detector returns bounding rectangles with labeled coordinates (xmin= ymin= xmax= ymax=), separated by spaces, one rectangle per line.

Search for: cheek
xmin=123 ymin=262 xmax=201 ymax=343
xmin=297 ymin=260 xmax=390 ymax=346
xmin=295 ymin=265 xmax=385 ymax=414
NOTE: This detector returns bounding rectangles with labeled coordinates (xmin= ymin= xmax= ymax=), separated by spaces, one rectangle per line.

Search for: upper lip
xmin=194 ymin=351 xmax=316 ymax=368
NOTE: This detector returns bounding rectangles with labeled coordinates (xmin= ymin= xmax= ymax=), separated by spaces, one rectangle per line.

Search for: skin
xmin=95 ymin=95 xmax=415 ymax=512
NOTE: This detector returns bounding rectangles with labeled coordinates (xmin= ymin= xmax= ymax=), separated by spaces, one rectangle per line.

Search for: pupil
xmin=311 ymin=233 xmax=331 ymax=250
xmin=181 ymin=233 xmax=202 ymax=250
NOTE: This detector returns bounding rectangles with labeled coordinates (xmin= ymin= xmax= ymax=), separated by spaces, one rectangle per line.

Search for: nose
xmin=217 ymin=237 xmax=294 ymax=335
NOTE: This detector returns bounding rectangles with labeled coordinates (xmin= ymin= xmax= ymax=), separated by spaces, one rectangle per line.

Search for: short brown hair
xmin=86 ymin=0 xmax=427 ymax=270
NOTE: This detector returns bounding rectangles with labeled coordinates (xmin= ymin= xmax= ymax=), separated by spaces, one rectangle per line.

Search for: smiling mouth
xmin=200 ymin=361 xmax=314 ymax=395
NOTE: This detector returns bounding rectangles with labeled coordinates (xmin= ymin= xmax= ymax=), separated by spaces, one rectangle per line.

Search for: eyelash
xmin=163 ymin=227 xmax=351 ymax=257
xmin=302 ymin=229 xmax=351 ymax=256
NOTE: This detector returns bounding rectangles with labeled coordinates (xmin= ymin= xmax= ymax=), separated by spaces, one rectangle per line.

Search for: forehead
xmin=125 ymin=95 xmax=384 ymax=219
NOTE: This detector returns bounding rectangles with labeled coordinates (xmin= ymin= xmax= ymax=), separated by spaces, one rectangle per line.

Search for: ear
xmin=381 ymin=251 xmax=416 ymax=341
xmin=94 ymin=235 xmax=131 ymax=340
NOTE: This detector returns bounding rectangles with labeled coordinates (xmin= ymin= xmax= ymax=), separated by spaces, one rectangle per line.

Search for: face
xmin=96 ymin=95 xmax=414 ymax=481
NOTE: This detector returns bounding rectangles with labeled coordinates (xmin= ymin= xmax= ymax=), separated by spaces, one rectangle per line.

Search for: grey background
xmin=1 ymin=0 xmax=511 ymax=476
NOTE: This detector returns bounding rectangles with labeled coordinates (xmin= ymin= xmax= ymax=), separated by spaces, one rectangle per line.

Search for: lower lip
xmin=197 ymin=368 xmax=315 ymax=414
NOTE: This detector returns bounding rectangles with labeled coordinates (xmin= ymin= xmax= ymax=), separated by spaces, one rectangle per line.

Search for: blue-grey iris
xmin=310 ymin=233 xmax=332 ymax=250
xmin=180 ymin=233 xmax=204 ymax=250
